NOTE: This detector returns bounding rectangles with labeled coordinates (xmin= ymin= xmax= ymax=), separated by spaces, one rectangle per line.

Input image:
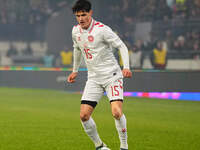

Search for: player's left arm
xmin=103 ymin=26 xmax=132 ymax=78
xmin=118 ymin=42 xmax=132 ymax=78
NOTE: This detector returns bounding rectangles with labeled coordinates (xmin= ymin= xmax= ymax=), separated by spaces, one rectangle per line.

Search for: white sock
xmin=81 ymin=117 xmax=103 ymax=147
xmin=115 ymin=114 xmax=128 ymax=149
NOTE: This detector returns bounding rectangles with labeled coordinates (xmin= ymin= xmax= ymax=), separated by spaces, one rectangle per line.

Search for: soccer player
xmin=67 ymin=0 xmax=132 ymax=149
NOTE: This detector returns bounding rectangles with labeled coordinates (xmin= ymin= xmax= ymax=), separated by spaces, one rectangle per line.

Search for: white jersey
xmin=72 ymin=19 xmax=130 ymax=84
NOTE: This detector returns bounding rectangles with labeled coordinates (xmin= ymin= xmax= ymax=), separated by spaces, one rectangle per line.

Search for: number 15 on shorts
xmin=107 ymin=79 xmax=123 ymax=100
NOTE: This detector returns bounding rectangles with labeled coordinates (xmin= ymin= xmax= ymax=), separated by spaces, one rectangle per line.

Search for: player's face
xmin=75 ymin=10 xmax=92 ymax=29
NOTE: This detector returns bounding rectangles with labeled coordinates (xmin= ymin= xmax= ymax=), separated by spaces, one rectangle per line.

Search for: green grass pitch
xmin=0 ymin=87 xmax=200 ymax=150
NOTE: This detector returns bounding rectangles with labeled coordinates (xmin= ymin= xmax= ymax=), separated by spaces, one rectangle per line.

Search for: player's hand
xmin=122 ymin=69 xmax=132 ymax=78
xmin=67 ymin=72 xmax=78 ymax=83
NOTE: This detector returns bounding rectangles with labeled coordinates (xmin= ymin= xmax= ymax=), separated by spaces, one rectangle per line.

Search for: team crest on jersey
xmin=88 ymin=35 xmax=94 ymax=42
xmin=77 ymin=36 xmax=81 ymax=41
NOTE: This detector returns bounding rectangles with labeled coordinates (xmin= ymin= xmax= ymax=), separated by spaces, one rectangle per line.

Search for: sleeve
xmin=103 ymin=26 xmax=130 ymax=69
xmin=72 ymin=31 xmax=82 ymax=72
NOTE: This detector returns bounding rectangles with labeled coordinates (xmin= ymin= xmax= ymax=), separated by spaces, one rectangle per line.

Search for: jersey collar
xmin=79 ymin=18 xmax=95 ymax=34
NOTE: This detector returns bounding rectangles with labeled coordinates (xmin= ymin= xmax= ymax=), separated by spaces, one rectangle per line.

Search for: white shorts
xmin=81 ymin=78 xmax=123 ymax=103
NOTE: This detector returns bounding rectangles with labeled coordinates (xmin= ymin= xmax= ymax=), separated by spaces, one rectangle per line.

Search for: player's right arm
xmin=67 ymin=48 xmax=81 ymax=83
xmin=67 ymin=27 xmax=82 ymax=83
xmin=67 ymin=72 xmax=78 ymax=83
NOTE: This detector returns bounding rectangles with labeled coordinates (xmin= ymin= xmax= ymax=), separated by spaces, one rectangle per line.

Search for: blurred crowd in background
xmin=0 ymin=0 xmax=73 ymax=24
xmin=0 ymin=0 xmax=200 ymax=69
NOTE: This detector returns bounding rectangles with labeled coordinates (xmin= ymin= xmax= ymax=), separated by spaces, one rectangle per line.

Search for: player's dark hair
xmin=72 ymin=0 xmax=91 ymax=13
